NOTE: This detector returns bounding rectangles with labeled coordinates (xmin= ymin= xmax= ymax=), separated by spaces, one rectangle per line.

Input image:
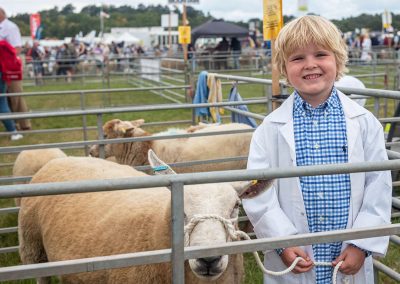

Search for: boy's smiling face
xmin=286 ymin=43 xmax=337 ymax=107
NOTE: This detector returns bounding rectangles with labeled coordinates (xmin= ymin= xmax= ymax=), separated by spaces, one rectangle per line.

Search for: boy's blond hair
xmin=273 ymin=15 xmax=348 ymax=82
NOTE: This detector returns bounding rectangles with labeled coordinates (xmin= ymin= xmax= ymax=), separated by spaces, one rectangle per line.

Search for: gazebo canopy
xmin=191 ymin=19 xmax=248 ymax=44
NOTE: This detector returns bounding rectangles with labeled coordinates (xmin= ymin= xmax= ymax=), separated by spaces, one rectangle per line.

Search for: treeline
xmin=9 ymin=4 xmax=400 ymax=39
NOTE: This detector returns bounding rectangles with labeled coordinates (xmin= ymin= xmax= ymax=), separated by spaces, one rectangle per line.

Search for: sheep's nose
xmin=197 ymin=256 xmax=222 ymax=268
xmin=88 ymin=146 xmax=98 ymax=157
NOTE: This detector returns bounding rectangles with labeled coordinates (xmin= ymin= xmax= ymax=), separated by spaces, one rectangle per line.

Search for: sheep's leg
xmin=19 ymin=217 xmax=50 ymax=283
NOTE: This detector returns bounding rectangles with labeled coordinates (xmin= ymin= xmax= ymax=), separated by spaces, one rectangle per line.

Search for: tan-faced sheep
xmin=19 ymin=156 xmax=268 ymax=283
xmin=89 ymin=119 xmax=253 ymax=173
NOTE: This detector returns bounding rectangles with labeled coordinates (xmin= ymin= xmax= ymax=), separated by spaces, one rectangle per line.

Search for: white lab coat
xmin=243 ymin=91 xmax=392 ymax=284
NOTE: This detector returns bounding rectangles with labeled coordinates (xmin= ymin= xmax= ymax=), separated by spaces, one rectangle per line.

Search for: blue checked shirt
xmin=293 ymin=88 xmax=351 ymax=284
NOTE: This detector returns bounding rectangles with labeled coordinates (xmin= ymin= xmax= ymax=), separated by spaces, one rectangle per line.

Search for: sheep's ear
xmin=232 ymin=179 xmax=274 ymax=199
xmin=131 ymin=119 xmax=145 ymax=127
xmin=114 ymin=121 xmax=134 ymax=136
xmin=103 ymin=119 xmax=121 ymax=135
xmin=148 ymin=149 xmax=177 ymax=175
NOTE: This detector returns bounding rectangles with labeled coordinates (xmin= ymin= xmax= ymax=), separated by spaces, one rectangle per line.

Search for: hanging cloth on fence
xmin=193 ymin=70 xmax=210 ymax=121
xmin=228 ymin=84 xmax=257 ymax=128
xmin=207 ymin=73 xmax=224 ymax=123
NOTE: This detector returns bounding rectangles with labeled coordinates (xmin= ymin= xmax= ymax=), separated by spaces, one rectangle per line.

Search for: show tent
xmin=191 ymin=19 xmax=248 ymax=44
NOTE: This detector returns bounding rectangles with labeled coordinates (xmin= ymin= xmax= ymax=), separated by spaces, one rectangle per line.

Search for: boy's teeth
xmin=304 ymin=74 xmax=320 ymax=79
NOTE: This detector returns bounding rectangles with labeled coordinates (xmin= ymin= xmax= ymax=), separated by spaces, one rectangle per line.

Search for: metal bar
xmin=0 ymin=128 xmax=255 ymax=154
xmin=96 ymin=114 xmax=105 ymax=159
xmin=390 ymin=235 xmax=400 ymax=246
xmin=224 ymin=106 xmax=266 ymax=120
xmin=0 ymin=227 xmax=17 ymax=234
xmin=3 ymin=85 xmax=191 ymax=97
xmin=171 ymin=182 xmax=185 ymax=284
xmin=80 ymin=91 xmax=89 ymax=156
xmin=0 ymin=248 xmax=172 ymax=281
xmin=0 ymin=246 xmax=18 ymax=254
xmin=0 ymin=156 xmax=248 ymax=184
xmin=0 ymin=159 xmax=399 ymax=199
xmin=392 ymin=197 xmax=400 ymax=209
xmin=0 ymin=207 xmax=19 ymax=214
xmin=0 ymin=99 xmax=268 ymax=120
xmin=373 ymin=259 xmax=400 ymax=282
xmin=0 ymin=224 xmax=398 ymax=281
xmin=0 ymin=119 xmax=194 ymax=137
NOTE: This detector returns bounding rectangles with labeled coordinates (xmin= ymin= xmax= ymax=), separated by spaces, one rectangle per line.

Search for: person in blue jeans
xmin=0 ymin=73 xmax=22 ymax=140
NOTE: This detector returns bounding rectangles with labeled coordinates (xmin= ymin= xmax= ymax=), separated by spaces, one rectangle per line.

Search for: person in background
xmin=0 ymin=40 xmax=23 ymax=140
xmin=214 ymin=37 xmax=229 ymax=69
xmin=243 ymin=15 xmax=391 ymax=283
xmin=230 ymin=37 xmax=241 ymax=69
xmin=0 ymin=7 xmax=31 ymax=131
xmin=30 ymin=41 xmax=44 ymax=85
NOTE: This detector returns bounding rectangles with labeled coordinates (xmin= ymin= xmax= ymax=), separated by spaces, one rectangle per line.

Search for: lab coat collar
xmin=268 ymin=90 xmax=367 ymax=124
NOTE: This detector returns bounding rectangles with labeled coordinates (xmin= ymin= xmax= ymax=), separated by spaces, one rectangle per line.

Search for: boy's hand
xmin=332 ymin=245 xmax=365 ymax=275
xmin=280 ymin=247 xmax=314 ymax=274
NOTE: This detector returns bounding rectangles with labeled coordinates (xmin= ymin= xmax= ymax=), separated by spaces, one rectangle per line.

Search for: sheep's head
xmin=148 ymin=150 xmax=273 ymax=281
xmin=89 ymin=119 xmax=148 ymax=158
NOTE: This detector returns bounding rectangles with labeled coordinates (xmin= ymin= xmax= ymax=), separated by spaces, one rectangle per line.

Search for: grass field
xmin=0 ymin=64 xmax=399 ymax=283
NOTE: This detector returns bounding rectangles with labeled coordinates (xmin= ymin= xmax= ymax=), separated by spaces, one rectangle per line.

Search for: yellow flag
xmin=263 ymin=0 xmax=283 ymax=41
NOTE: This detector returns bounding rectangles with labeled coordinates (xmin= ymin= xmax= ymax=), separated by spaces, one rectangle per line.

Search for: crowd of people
xmin=22 ymin=38 xmax=147 ymax=83
xmin=0 ymin=7 xmax=31 ymax=141
xmin=344 ymin=30 xmax=400 ymax=62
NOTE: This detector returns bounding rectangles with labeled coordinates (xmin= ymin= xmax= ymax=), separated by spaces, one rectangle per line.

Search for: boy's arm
xmin=243 ymin=125 xmax=298 ymax=239
xmin=345 ymin=120 xmax=392 ymax=256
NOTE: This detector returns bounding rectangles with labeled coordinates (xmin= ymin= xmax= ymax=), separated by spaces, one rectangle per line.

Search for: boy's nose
xmin=304 ymin=58 xmax=317 ymax=69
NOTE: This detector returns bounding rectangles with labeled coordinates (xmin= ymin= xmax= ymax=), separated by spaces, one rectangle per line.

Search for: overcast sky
xmin=3 ymin=0 xmax=399 ymax=22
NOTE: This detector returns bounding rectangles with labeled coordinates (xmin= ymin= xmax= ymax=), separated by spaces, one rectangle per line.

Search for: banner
xmin=178 ymin=26 xmax=191 ymax=44
xmin=30 ymin=13 xmax=41 ymax=39
xmin=263 ymin=0 xmax=283 ymax=41
xmin=298 ymin=0 xmax=308 ymax=12
xmin=382 ymin=9 xmax=392 ymax=29
xmin=100 ymin=11 xmax=110 ymax=19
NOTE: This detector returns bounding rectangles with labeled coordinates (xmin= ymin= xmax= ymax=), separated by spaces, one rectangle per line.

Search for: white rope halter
xmin=184 ymin=214 xmax=343 ymax=284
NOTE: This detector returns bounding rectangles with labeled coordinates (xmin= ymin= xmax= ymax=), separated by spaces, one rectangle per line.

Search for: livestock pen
xmin=0 ymin=71 xmax=399 ymax=283
xmin=0 ymin=160 xmax=399 ymax=283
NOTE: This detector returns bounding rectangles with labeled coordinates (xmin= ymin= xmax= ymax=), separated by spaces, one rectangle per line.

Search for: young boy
xmin=243 ymin=15 xmax=392 ymax=284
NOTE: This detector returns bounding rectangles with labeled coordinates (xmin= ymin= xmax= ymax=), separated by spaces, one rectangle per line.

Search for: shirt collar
xmin=294 ymin=87 xmax=340 ymax=115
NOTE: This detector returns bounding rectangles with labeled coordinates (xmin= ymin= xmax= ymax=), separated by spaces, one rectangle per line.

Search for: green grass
xmin=0 ymin=68 xmax=399 ymax=283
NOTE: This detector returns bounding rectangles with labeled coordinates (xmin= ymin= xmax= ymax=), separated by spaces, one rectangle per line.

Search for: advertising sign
xmin=161 ymin=13 xmax=179 ymax=28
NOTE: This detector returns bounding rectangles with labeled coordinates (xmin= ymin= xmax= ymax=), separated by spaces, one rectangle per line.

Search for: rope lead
xmin=184 ymin=214 xmax=343 ymax=284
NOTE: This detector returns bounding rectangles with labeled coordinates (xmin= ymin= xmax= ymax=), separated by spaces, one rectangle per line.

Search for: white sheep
xmin=18 ymin=155 xmax=270 ymax=283
xmin=13 ymin=148 xmax=67 ymax=178
xmin=89 ymin=119 xmax=253 ymax=173
xmin=12 ymin=148 xmax=67 ymax=206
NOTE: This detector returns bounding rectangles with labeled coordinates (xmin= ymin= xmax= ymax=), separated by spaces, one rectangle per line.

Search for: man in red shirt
xmin=0 ymin=7 xmax=31 ymax=130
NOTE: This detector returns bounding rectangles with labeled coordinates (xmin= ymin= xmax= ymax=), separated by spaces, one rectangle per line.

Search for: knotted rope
xmin=184 ymin=214 xmax=343 ymax=284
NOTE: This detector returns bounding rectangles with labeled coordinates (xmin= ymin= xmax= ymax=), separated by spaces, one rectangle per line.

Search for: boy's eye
xmin=290 ymin=56 xmax=303 ymax=61
xmin=316 ymin=53 xmax=328 ymax=57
